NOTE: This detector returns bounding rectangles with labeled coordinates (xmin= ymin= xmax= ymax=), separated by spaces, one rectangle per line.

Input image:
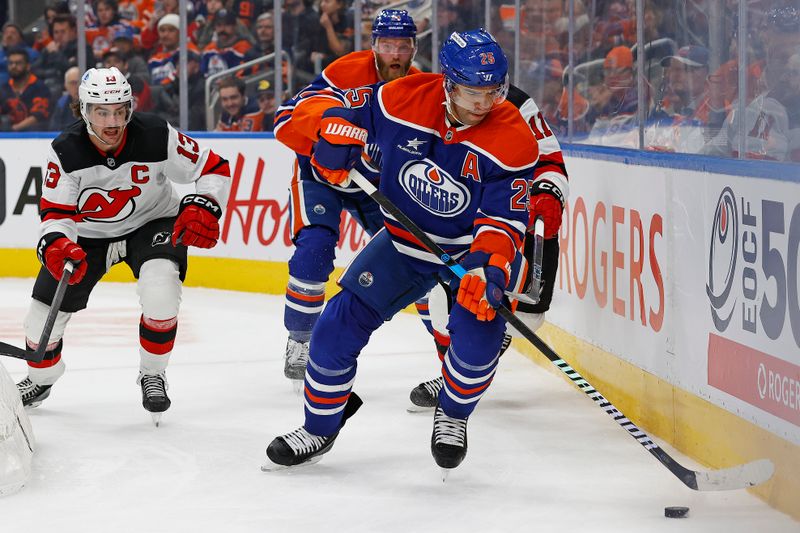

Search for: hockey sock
xmin=139 ymin=315 xmax=177 ymax=371
xmin=284 ymin=277 xmax=326 ymax=342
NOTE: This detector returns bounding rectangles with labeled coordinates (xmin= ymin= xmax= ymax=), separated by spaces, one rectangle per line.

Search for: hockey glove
xmin=529 ymin=179 xmax=565 ymax=239
xmin=310 ymin=107 xmax=367 ymax=186
xmin=456 ymin=251 xmax=511 ymax=322
xmin=173 ymin=194 xmax=222 ymax=248
xmin=37 ymin=233 xmax=87 ymax=285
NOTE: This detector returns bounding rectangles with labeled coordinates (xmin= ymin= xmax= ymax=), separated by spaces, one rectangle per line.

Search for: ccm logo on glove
xmin=173 ymin=194 xmax=222 ymax=248
xmin=529 ymin=179 xmax=565 ymax=239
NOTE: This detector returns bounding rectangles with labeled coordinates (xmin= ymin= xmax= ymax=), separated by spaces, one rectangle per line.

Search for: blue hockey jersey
xmin=276 ymin=72 xmax=540 ymax=269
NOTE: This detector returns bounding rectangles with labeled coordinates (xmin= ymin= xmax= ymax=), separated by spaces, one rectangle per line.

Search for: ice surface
xmin=0 ymin=279 xmax=795 ymax=532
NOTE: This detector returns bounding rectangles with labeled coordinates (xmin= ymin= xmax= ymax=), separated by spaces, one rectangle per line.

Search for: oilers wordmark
xmin=398 ymin=159 xmax=469 ymax=217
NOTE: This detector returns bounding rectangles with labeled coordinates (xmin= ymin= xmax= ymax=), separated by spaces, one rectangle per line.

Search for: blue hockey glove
xmin=456 ymin=251 xmax=511 ymax=321
xmin=310 ymin=107 xmax=367 ymax=186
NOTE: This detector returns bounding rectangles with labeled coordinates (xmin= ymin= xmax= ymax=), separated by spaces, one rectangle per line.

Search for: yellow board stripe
xmin=515 ymin=323 xmax=799 ymax=520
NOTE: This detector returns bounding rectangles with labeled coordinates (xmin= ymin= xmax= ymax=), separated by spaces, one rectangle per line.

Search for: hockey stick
xmin=0 ymin=261 xmax=75 ymax=363
xmin=349 ymin=168 xmax=774 ymax=491
xmin=523 ymin=216 xmax=544 ymax=304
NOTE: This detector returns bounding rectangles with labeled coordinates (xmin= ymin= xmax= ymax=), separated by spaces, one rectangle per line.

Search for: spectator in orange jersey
xmin=0 ymin=48 xmax=51 ymax=131
xmin=215 ymin=76 xmax=264 ymax=131
xmin=86 ymin=0 xmax=135 ymax=62
xmin=201 ymin=10 xmax=253 ymax=76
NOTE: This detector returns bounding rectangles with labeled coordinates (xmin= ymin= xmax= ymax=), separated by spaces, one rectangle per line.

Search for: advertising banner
xmin=548 ymin=156 xmax=800 ymax=445
xmin=0 ymin=136 xmax=368 ymax=264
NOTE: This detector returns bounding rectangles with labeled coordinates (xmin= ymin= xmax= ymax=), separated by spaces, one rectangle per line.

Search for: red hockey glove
xmin=37 ymin=233 xmax=87 ymax=285
xmin=529 ymin=179 xmax=565 ymax=239
xmin=310 ymin=107 xmax=367 ymax=186
xmin=173 ymin=194 xmax=222 ymax=248
xmin=456 ymin=252 xmax=511 ymax=322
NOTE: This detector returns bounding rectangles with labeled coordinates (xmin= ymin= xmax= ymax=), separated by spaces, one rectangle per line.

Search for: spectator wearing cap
xmin=584 ymin=45 xmax=643 ymax=146
xmin=31 ymin=14 xmax=93 ymax=97
xmin=86 ymin=0 xmax=136 ymax=62
xmin=310 ymin=0 xmax=354 ymax=69
xmin=215 ymin=76 xmax=264 ymax=131
xmin=256 ymin=79 xmax=277 ymax=131
xmin=110 ymin=25 xmax=150 ymax=83
xmin=0 ymin=23 xmax=40 ymax=85
xmin=282 ymin=0 xmax=324 ymax=85
xmin=147 ymin=13 xmax=201 ymax=85
xmin=705 ymin=6 xmax=800 ymax=161
xmin=0 ymin=47 xmax=51 ymax=131
xmin=104 ymin=46 xmax=153 ymax=112
xmin=656 ymin=45 xmax=711 ymax=121
xmin=201 ymin=10 xmax=253 ymax=77
xmin=194 ymin=0 xmax=255 ymax=50
xmin=50 ymin=65 xmax=80 ymax=130
xmin=155 ymin=49 xmax=206 ymax=130
xmin=139 ymin=0 xmax=180 ymax=51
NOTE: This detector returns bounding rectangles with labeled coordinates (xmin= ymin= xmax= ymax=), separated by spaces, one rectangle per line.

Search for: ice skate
xmin=262 ymin=392 xmax=363 ymax=471
xmin=137 ymin=372 xmax=171 ymax=426
xmin=16 ymin=377 xmax=52 ymax=408
xmin=408 ymin=376 xmax=444 ymax=412
xmin=431 ymin=405 xmax=468 ymax=479
xmin=284 ymin=338 xmax=309 ymax=391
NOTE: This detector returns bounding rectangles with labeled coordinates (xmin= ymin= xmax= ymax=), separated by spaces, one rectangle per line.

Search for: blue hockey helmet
xmin=372 ymin=9 xmax=417 ymax=41
xmin=439 ymin=29 xmax=508 ymax=88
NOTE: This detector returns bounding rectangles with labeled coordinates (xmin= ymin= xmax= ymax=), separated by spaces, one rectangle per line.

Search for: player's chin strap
xmin=348 ymin=167 xmax=774 ymax=492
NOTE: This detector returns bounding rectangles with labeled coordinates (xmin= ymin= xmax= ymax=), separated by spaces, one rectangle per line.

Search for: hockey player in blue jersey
xmin=273 ymin=10 xmax=419 ymax=385
xmin=264 ymin=30 xmax=539 ymax=473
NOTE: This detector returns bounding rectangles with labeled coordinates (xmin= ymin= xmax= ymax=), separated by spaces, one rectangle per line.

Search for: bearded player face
xmin=373 ymin=37 xmax=415 ymax=81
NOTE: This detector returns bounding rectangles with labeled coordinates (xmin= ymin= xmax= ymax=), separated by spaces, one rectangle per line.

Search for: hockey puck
xmin=664 ymin=506 xmax=689 ymax=518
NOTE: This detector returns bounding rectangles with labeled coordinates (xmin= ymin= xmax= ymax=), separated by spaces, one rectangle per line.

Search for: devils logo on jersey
xmin=75 ymin=186 xmax=142 ymax=223
xmin=398 ymin=159 xmax=470 ymax=217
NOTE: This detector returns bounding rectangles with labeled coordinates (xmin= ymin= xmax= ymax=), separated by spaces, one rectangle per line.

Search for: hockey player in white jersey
xmin=14 ymin=67 xmax=231 ymax=425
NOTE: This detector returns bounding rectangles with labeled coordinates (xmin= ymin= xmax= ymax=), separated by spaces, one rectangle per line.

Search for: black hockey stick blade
xmin=348 ymin=168 xmax=775 ymax=491
xmin=523 ymin=216 xmax=544 ymax=304
xmin=0 ymin=261 xmax=74 ymax=363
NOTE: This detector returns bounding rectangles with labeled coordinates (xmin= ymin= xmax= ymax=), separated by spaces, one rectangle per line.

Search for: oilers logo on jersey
xmin=398 ymin=159 xmax=470 ymax=217
xmin=75 ymin=186 xmax=142 ymax=223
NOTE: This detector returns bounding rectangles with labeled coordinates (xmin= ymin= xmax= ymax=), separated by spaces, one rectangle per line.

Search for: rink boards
xmin=0 ymin=134 xmax=797 ymax=519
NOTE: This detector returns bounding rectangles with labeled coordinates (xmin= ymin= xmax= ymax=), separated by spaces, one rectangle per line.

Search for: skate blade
xmin=406 ymin=403 xmax=435 ymax=414
xmin=440 ymin=468 xmax=451 ymax=482
xmin=291 ymin=379 xmax=303 ymax=396
xmin=260 ymin=454 xmax=323 ymax=472
xmin=151 ymin=413 xmax=163 ymax=427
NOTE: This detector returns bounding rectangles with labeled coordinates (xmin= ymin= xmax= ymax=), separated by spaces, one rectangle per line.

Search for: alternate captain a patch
xmin=398 ymin=159 xmax=470 ymax=217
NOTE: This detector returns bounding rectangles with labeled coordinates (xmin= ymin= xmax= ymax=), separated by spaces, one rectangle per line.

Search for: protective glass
xmin=445 ymin=77 xmax=509 ymax=111
xmin=373 ymin=38 xmax=415 ymax=56
xmin=87 ymin=102 xmax=132 ymax=128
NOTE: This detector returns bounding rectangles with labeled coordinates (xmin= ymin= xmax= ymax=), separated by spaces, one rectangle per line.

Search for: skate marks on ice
xmin=0 ymin=280 xmax=795 ymax=532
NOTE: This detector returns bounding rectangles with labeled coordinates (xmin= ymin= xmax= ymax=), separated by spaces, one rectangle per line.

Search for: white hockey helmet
xmin=78 ymin=67 xmax=133 ymax=135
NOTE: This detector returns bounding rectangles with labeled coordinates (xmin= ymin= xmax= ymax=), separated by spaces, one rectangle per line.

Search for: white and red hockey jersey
xmin=39 ymin=113 xmax=231 ymax=241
